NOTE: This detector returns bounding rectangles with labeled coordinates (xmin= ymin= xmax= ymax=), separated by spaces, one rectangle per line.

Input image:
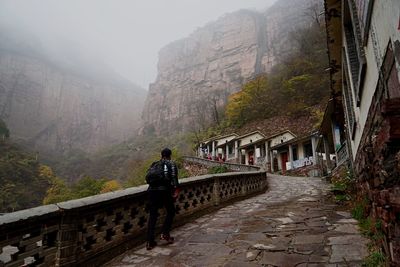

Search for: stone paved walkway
xmin=108 ymin=174 xmax=368 ymax=267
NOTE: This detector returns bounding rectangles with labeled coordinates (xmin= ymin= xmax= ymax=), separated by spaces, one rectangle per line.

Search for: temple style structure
xmin=198 ymin=130 xmax=321 ymax=176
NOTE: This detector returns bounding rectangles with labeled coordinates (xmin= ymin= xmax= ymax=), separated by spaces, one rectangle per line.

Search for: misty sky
xmin=0 ymin=0 xmax=276 ymax=89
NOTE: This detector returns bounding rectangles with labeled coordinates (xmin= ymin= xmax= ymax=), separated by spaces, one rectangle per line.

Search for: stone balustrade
xmin=0 ymin=171 xmax=267 ymax=267
xmin=183 ymin=156 xmax=261 ymax=172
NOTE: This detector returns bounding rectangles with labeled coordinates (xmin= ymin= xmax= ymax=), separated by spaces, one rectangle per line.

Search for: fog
xmin=0 ymin=0 xmax=276 ymax=89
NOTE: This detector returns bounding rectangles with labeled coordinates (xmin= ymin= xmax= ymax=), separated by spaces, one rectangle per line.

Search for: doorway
xmin=281 ymin=152 xmax=288 ymax=172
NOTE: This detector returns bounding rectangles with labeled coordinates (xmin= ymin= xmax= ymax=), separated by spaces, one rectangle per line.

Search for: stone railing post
xmin=56 ymin=211 xmax=79 ymax=266
xmin=213 ymin=176 xmax=220 ymax=206
xmin=241 ymin=174 xmax=247 ymax=196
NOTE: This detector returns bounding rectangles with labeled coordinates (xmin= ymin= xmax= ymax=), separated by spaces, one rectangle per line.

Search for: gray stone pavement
xmin=107 ymin=174 xmax=368 ymax=267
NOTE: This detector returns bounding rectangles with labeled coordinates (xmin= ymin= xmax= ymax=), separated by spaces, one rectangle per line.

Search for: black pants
xmin=147 ymin=190 xmax=176 ymax=242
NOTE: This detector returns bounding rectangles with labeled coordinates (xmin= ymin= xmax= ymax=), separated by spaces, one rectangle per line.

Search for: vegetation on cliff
xmin=225 ymin=21 xmax=329 ymax=127
xmin=0 ymin=121 xmax=51 ymax=212
xmin=43 ymin=176 xmax=122 ymax=205
xmin=0 ymin=119 xmax=124 ymax=211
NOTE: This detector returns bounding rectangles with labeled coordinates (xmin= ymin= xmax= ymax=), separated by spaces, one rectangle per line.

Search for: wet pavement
xmin=108 ymin=174 xmax=368 ymax=267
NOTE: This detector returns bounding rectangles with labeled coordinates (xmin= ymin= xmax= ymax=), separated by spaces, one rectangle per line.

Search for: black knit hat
xmin=161 ymin=148 xmax=172 ymax=158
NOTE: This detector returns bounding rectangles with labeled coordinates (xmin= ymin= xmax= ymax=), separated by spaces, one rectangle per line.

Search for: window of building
xmin=304 ymin=143 xmax=313 ymax=158
xmin=292 ymin=145 xmax=298 ymax=161
xmin=344 ymin=0 xmax=367 ymax=105
xmin=354 ymin=0 xmax=375 ymax=46
xmin=342 ymin=48 xmax=357 ymax=139
xmin=228 ymin=144 xmax=234 ymax=155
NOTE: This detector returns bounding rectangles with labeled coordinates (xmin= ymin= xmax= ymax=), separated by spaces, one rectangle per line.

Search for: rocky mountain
xmin=142 ymin=0 xmax=321 ymax=135
xmin=0 ymin=26 xmax=146 ymax=155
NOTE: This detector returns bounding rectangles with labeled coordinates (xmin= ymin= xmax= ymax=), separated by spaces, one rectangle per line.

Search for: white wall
xmin=270 ymin=132 xmax=296 ymax=147
xmin=239 ymin=133 xmax=264 ymax=147
xmin=349 ymin=1 xmax=400 ymax=159
xmin=215 ymin=135 xmax=237 ymax=147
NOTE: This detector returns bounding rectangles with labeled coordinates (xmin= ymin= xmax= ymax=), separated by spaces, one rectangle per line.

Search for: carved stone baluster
xmin=213 ymin=177 xmax=220 ymax=206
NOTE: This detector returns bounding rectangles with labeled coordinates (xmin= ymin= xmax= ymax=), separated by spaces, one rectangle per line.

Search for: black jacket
xmin=147 ymin=159 xmax=179 ymax=191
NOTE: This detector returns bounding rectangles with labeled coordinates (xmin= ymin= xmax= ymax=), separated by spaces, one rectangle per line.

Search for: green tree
xmin=70 ymin=176 xmax=106 ymax=199
xmin=43 ymin=176 xmax=72 ymax=204
xmin=0 ymin=142 xmax=53 ymax=212
xmin=100 ymin=180 xmax=122 ymax=193
xmin=224 ymin=22 xmax=329 ymax=127
xmin=225 ymin=75 xmax=270 ymax=126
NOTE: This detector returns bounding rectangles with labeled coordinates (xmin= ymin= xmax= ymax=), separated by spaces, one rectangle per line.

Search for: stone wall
xmin=183 ymin=156 xmax=261 ymax=172
xmin=353 ymin=44 xmax=400 ymax=263
xmin=0 ymin=171 xmax=267 ymax=267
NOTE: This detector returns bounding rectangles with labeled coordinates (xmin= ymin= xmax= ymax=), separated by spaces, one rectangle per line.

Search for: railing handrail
xmin=0 ymin=171 xmax=267 ymax=267
xmin=183 ymin=156 xmax=261 ymax=171
xmin=0 ymin=171 xmax=264 ymax=225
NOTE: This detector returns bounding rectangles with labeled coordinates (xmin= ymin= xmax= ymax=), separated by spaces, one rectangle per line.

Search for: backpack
xmin=145 ymin=160 xmax=169 ymax=186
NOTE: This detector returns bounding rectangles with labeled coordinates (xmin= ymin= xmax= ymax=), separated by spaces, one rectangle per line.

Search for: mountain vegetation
xmin=0 ymin=120 xmax=51 ymax=212
xmin=224 ymin=21 xmax=329 ymax=128
xmin=43 ymin=176 xmax=122 ymax=205
xmin=0 ymin=119 xmax=124 ymax=211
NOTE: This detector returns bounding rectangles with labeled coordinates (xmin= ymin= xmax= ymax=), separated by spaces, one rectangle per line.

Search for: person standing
xmin=145 ymin=148 xmax=180 ymax=250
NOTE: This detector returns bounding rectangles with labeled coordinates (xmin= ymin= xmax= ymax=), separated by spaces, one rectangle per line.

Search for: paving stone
xmin=171 ymin=243 xmax=232 ymax=266
xmin=336 ymin=211 xmax=352 ymax=218
xmin=223 ymin=260 xmax=259 ymax=267
xmin=229 ymin=232 xmax=266 ymax=242
xmin=298 ymin=196 xmax=318 ymax=202
xmin=252 ymin=243 xmax=288 ymax=252
xmin=245 ymin=250 xmax=260 ymax=261
xmin=276 ymin=217 xmax=295 ymax=224
xmin=297 ymin=264 xmax=327 ymax=267
xmin=135 ymin=247 xmax=172 ymax=257
xmin=337 ymin=218 xmax=358 ymax=224
xmin=121 ymin=254 xmax=150 ymax=264
xmin=293 ymin=244 xmax=330 ymax=256
xmin=308 ymin=254 xmax=330 ymax=263
xmin=327 ymin=235 xmax=367 ymax=245
xmin=330 ymin=244 xmax=368 ymax=263
xmin=306 ymin=220 xmax=329 ymax=227
xmin=293 ymin=234 xmax=325 ymax=244
xmin=188 ymin=232 xmax=229 ymax=244
xmin=260 ymin=251 xmax=309 ymax=266
xmin=332 ymin=224 xmax=360 ymax=234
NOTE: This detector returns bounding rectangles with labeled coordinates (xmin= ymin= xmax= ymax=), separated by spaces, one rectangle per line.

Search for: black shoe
xmin=160 ymin=233 xmax=174 ymax=244
xmin=146 ymin=240 xmax=157 ymax=250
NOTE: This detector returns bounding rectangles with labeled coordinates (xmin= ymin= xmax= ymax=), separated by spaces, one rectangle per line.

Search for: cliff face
xmin=142 ymin=0 xmax=319 ymax=135
xmin=0 ymin=51 xmax=146 ymax=154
